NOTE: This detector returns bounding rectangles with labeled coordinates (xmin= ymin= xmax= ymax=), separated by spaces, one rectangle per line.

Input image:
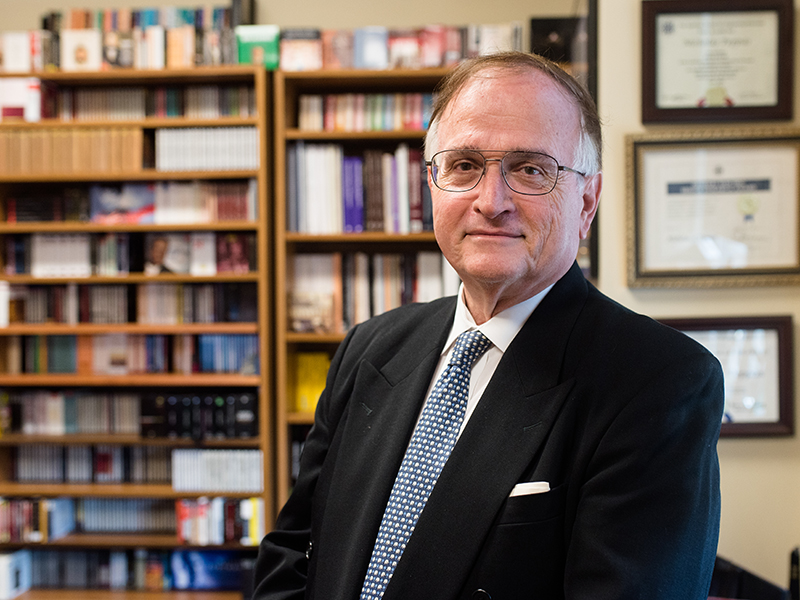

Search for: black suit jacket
xmin=254 ymin=263 xmax=724 ymax=600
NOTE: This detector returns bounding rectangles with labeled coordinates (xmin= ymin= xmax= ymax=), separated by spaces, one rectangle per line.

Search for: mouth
xmin=466 ymin=230 xmax=524 ymax=239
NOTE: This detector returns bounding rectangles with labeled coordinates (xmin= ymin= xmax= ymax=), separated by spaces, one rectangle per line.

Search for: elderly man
xmin=253 ymin=51 xmax=723 ymax=600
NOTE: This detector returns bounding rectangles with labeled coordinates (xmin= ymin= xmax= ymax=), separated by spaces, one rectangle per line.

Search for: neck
xmin=462 ymin=282 xmax=540 ymax=325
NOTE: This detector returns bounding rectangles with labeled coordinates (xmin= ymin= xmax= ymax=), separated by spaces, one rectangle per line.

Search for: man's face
xmin=430 ymin=68 xmax=601 ymax=310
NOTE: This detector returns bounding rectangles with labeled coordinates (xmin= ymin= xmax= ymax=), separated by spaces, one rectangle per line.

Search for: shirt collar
xmin=442 ymin=283 xmax=554 ymax=356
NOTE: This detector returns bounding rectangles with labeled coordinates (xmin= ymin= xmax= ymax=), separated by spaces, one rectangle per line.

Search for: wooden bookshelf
xmin=0 ymin=66 xmax=271 ymax=598
xmin=0 ymin=482 xmax=260 ymax=499
xmin=273 ymin=68 xmax=450 ymax=505
xmin=16 ymin=592 xmax=242 ymax=600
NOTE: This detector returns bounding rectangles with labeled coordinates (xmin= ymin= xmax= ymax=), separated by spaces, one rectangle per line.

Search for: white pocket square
xmin=509 ymin=481 xmax=551 ymax=497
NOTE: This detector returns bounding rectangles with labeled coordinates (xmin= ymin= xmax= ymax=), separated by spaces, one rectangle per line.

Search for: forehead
xmin=436 ymin=68 xmax=582 ymax=157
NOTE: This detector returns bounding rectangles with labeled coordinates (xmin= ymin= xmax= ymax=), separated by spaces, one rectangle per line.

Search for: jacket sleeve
xmin=564 ymin=349 xmax=724 ymax=600
xmin=251 ymin=327 xmax=358 ymax=600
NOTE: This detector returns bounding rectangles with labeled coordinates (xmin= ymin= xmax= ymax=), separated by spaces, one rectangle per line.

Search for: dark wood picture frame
xmin=659 ymin=316 xmax=794 ymax=437
xmin=642 ymin=0 xmax=794 ymax=123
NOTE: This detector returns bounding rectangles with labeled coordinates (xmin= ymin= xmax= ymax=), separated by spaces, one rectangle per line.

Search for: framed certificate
xmin=659 ymin=316 xmax=793 ymax=437
xmin=642 ymin=0 xmax=794 ymax=123
xmin=627 ymin=129 xmax=800 ymax=288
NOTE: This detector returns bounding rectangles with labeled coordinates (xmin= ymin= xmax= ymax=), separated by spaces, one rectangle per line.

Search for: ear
xmin=578 ymin=171 xmax=602 ymax=240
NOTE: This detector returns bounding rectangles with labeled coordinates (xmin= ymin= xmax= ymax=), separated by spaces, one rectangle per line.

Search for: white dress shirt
xmin=418 ymin=284 xmax=554 ymax=438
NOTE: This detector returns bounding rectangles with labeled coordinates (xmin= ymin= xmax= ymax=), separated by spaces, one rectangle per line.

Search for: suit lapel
xmin=312 ymin=299 xmax=456 ymax=600
xmin=385 ymin=263 xmax=589 ymax=600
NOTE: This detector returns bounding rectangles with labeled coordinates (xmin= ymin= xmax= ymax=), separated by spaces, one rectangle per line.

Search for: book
xmin=279 ymin=28 xmax=323 ymax=71
xmin=289 ymin=253 xmax=342 ymax=334
xmin=388 ymin=29 xmax=421 ymax=69
xmin=90 ymin=183 xmax=155 ymax=224
xmin=292 ymin=352 xmax=330 ymax=412
xmin=0 ymin=78 xmax=41 ymax=123
xmin=215 ymin=233 xmax=250 ymax=274
xmin=353 ymin=26 xmax=388 ymax=69
xmin=235 ymin=24 xmax=279 ymax=69
xmin=321 ymin=29 xmax=353 ymax=69
xmin=190 ymin=232 xmax=217 ymax=276
xmin=144 ymin=233 xmax=191 ymax=275
xmin=1 ymin=32 xmax=33 ymax=73
xmin=171 ymin=449 xmax=263 ymax=493
xmin=0 ymin=550 xmax=32 ymax=600
xmin=60 ymin=29 xmax=103 ymax=71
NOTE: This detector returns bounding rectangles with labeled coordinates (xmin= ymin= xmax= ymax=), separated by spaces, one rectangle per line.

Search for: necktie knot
xmin=449 ymin=330 xmax=492 ymax=370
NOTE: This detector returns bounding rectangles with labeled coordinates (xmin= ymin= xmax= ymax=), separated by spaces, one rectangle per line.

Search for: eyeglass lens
xmin=432 ymin=150 xmax=559 ymax=195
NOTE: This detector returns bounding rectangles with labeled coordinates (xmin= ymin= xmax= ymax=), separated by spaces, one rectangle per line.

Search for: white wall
xmin=4 ymin=0 xmax=799 ymax=588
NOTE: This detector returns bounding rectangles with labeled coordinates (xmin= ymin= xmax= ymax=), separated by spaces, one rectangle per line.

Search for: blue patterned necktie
xmin=360 ymin=330 xmax=492 ymax=600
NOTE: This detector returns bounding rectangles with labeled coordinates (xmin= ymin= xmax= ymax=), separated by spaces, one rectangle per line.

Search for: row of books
xmin=297 ymin=92 xmax=434 ymax=132
xmin=13 ymin=446 xmax=264 ymax=493
xmin=2 ymin=231 xmax=256 ymax=278
xmin=0 ymin=127 xmax=143 ymax=175
xmin=14 ymin=444 xmax=171 ymax=484
xmin=154 ymin=126 xmax=259 ymax=171
xmin=0 ymin=390 xmax=258 ymax=440
xmin=0 ymin=79 xmax=252 ymax=124
xmin=9 ymin=499 xmax=266 ymax=549
xmin=289 ymin=251 xmax=458 ymax=334
xmin=3 ymin=5 xmax=248 ymax=74
xmin=141 ymin=391 xmax=258 ymax=441
xmin=2 ymin=333 xmax=259 ymax=375
xmin=287 ymin=142 xmax=432 ymax=234
xmin=5 ymin=282 xmax=257 ymax=326
xmin=4 ymin=187 xmax=89 ymax=223
xmin=91 ymin=179 xmax=258 ymax=224
xmin=171 ymin=449 xmax=263 ymax=493
xmin=271 ymin=23 xmax=524 ymax=71
xmin=2 ymin=496 xmax=265 ymax=546
xmin=2 ymin=16 xmax=521 ymax=75
xmin=176 ymin=496 xmax=265 ymax=546
xmin=53 ymin=84 xmax=256 ymax=122
xmin=0 ymin=498 xmax=74 ymax=544
xmin=3 ymin=390 xmax=140 ymax=435
xmin=26 ymin=548 xmax=253 ymax=591
xmin=7 ymin=179 xmax=256 ymax=225
xmin=138 ymin=281 xmax=258 ymax=324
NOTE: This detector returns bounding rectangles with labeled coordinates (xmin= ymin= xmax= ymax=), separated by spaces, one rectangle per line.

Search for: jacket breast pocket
xmin=498 ymin=482 xmax=567 ymax=525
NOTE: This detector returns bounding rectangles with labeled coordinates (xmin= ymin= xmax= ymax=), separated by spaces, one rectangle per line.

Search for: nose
xmin=474 ymin=158 xmax=513 ymax=218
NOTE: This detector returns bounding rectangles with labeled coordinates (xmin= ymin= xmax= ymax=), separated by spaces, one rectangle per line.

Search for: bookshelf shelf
xmin=277 ymin=67 xmax=450 ymax=85
xmin=0 ymin=170 xmax=259 ymax=183
xmin=0 ymin=273 xmax=260 ymax=284
xmin=274 ymin=68 xmax=451 ymax=505
xmin=0 ymin=533 xmax=254 ymax=550
xmin=284 ymin=129 xmax=426 ymax=140
xmin=285 ymin=231 xmax=436 ymax=243
xmin=1 ymin=65 xmax=263 ymax=83
xmin=0 ymin=482 xmax=259 ymax=499
xmin=0 ymin=117 xmax=259 ymax=130
xmin=0 ymin=221 xmax=259 ymax=234
xmin=286 ymin=412 xmax=315 ymax=425
xmin=15 ymin=591 xmax=243 ymax=600
xmin=0 ymin=323 xmax=259 ymax=336
xmin=0 ymin=433 xmax=260 ymax=448
xmin=0 ymin=374 xmax=262 ymax=387
xmin=15 ymin=589 xmax=242 ymax=600
xmin=285 ymin=332 xmax=347 ymax=344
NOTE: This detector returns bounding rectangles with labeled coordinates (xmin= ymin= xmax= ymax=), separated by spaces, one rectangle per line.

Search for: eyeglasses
xmin=426 ymin=149 xmax=586 ymax=196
